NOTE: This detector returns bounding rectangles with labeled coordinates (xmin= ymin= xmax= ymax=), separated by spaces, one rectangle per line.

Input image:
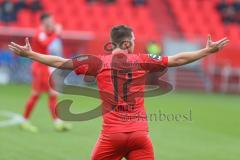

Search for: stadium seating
xmin=0 ymin=0 xmax=239 ymax=43
xmin=168 ymin=0 xmax=240 ymax=43
xmin=0 ymin=0 xmax=158 ymax=40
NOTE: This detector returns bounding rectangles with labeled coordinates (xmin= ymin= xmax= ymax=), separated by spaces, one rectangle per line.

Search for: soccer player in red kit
xmin=19 ymin=13 xmax=71 ymax=132
xmin=9 ymin=25 xmax=229 ymax=159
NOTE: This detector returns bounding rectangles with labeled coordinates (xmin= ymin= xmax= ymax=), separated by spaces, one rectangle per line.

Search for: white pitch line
xmin=0 ymin=111 xmax=24 ymax=128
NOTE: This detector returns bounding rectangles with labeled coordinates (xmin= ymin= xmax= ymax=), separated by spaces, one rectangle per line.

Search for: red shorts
xmin=91 ymin=131 xmax=154 ymax=160
xmin=32 ymin=67 xmax=51 ymax=92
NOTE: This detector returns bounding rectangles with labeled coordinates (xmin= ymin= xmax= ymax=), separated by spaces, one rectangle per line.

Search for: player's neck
xmin=112 ymin=48 xmax=130 ymax=54
xmin=40 ymin=25 xmax=53 ymax=34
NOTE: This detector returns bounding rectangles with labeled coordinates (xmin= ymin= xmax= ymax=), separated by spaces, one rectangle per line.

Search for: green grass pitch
xmin=0 ymin=84 xmax=239 ymax=160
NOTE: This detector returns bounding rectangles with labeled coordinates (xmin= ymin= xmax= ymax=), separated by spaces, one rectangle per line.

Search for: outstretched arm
xmin=8 ymin=38 xmax=74 ymax=70
xmin=167 ymin=35 xmax=230 ymax=67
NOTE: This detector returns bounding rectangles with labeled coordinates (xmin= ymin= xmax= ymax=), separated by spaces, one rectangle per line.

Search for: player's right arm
xmin=8 ymin=38 xmax=74 ymax=70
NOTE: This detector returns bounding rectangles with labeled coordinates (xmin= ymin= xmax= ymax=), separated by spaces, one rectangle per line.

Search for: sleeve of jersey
xmin=141 ymin=54 xmax=168 ymax=72
xmin=72 ymin=59 xmax=88 ymax=75
xmin=72 ymin=55 xmax=102 ymax=76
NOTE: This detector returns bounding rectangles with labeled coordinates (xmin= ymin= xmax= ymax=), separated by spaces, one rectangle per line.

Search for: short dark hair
xmin=40 ymin=12 xmax=51 ymax=22
xmin=110 ymin=25 xmax=133 ymax=45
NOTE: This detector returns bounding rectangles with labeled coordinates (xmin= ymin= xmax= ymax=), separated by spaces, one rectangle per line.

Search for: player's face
xmin=42 ymin=16 xmax=55 ymax=32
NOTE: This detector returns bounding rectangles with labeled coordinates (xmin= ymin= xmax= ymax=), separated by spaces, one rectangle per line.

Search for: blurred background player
xmin=20 ymin=12 xmax=71 ymax=132
xmin=146 ymin=41 xmax=162 ymax=56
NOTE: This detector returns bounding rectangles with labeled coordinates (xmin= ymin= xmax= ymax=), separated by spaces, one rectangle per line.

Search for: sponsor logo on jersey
xmin=39 ymin=32 xmax=47 ymax=41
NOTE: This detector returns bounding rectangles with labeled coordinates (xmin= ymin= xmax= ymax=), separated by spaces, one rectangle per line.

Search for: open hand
xmin=206 ymin=35 xmax=230 ymax=53
xmin=8 ymin=37 xmax=32 ymax=57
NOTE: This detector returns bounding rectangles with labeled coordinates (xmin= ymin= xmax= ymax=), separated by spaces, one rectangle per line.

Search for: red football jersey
xmin=32 ymin=29 xmax=57 ymax=69
xmin=30 ymin=29 xmax=58 ymax=91
xmin=73 ymin=53 xmax=168 ymax=133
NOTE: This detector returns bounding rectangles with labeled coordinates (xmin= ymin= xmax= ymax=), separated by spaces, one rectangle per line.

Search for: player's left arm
xmin=167 ymin=35 xmax=229 ymax=67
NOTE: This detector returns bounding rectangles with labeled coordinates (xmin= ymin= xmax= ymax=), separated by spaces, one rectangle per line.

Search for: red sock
xmin=49 ymin=95 xmax=58 ymax=120
xmin=23 ymin=95 xmax=40 ymax=119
